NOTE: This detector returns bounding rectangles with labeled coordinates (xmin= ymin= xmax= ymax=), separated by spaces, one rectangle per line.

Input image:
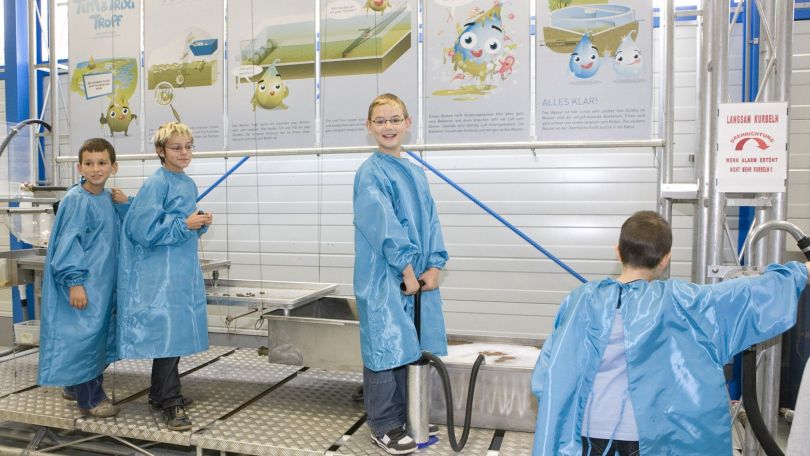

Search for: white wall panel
xmin=11 ymin=19 xmax=804 ymax=339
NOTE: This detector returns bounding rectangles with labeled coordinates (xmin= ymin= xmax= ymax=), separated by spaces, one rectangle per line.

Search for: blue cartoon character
xmin=449 ymin=4 xmax=506 ymax=82
xmin=569 ymin=33 xmax=601 ymax=79
xmin=251 ymin=60 xmax=289 ymax=111
xmin=612 ymin=30 xmax=644 ymax=79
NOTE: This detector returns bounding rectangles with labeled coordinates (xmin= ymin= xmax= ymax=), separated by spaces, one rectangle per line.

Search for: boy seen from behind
xmin=38 ymin=138 xmax=130 ymax=417
xmin=531 ymin=210 xmax=809 ymax=455
xmin=353 ymin=93 xmax=449 ymax=455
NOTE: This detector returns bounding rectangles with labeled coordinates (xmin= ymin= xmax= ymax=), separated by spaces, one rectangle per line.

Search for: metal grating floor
xmin=0 ymin=346 xmax=534 ymax=455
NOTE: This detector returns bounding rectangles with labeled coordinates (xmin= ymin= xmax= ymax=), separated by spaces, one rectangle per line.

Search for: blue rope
xmin=406 ymin=151 xmax=587 ymax=284
xmin=197 ymin=155 xmax=251 ymax=202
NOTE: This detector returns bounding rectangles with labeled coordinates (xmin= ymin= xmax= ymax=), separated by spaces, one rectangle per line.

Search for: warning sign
xmin=717 ymin=102 xmax=788 ymax=193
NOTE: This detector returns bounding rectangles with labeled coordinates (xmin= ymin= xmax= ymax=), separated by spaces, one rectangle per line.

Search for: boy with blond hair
xmin=353 ymin=93 xmax=449 ymax=454
xmin=117 ymin=122 xmax=212 ymax=431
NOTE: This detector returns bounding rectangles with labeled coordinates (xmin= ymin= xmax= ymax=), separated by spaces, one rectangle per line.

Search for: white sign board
xmin=717 ymin=102 xmax=788 ymax=193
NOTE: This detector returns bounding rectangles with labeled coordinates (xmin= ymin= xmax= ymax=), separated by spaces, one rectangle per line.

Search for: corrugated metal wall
xmin=1 ymin=20 xmax=809 ymax=341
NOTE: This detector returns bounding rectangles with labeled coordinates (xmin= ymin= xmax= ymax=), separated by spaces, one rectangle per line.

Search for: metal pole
xmin=756 ymin=1 xmax=794 ymax=453
xmin=705 ymin=0 xmax=729 ymax=287
xmin=692 ymin=0 xmax=710 ymax=284
xmin=657 ymin=0 xmax=675 ymax=238
xmin=48 ymin=0 xmax=58 ymax=184
xmin=28 ymin=0 xmax=38 ymax=183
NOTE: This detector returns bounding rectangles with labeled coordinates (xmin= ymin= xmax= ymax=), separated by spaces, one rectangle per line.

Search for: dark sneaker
xmin=62 ymin=389 xmax=77 ymax=401
xmin=149 ymin=396 xmax=194 ymax=411
xmin=80 ymin=399 xmax=120 ymax=418
xmin=371 ymin=427 xmax=416 ymax=455
xmin=163 ymin=405 xmax=192 ymax=431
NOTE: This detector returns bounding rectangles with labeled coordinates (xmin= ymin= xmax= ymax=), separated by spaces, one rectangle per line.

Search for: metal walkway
xmin=0 ymin=347 xmax=534 ymax=455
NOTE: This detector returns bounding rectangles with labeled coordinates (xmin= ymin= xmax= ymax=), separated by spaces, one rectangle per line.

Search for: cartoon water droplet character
xmin=251 ymin=60 xmax=289 ymax=111
xmin=99 ymin=93 xmax=137 ymax=136
xmin=569 ymin=33 xmax=601 ymax=79
xmin=450 ymin=4 xmax=505 ymax=82
xmin=613 ymin=30 xmax=644 ymax=78
xmin=365 ymin=0 xmax=391 ymax=14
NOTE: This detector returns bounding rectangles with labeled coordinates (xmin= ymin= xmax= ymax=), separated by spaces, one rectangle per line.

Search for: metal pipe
xmin=54 ymin=139 xmax=666 ymax=163
xmin=48 ymin=0 xmax=58 ymax=185
xmin=705 ymin=0 xmax=729 ymax=286
xmin=28 ymin=0 xmax=38 ymax=184
xmin=406 ymin=362 xmax=431 ymax=445
xmin=692 ymin=0 xmax=712 ymax=284
xmin=657 ymin=0 xmax=675 ymax=279
xmin=743 ymin=220 xmax=806 ymax=268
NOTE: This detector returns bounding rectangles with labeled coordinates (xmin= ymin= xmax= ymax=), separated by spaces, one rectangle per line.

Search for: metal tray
xmin=205 ymin=279 xmax=338 ymax=310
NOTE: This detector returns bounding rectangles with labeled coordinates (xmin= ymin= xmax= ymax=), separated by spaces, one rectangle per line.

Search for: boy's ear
xmin=614 ymin=245 xmax=622 ymax=262
xmin=111 ymin=162 xmax=119 ymax=176
xmin=658 ymin=252 xmax=673 ymax=270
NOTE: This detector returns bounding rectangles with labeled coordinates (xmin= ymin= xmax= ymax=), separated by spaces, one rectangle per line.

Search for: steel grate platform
xmin=0 ymin=347 xmax=535 ymax=455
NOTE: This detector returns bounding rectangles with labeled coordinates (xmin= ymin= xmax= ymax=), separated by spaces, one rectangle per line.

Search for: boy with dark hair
xmin=38 ymin=137 xmax=130 ymax=417
xmin=532 ymin=210 xmax=810 ymax=455
xmin=354 ymin=93 xmax=449 ymax=455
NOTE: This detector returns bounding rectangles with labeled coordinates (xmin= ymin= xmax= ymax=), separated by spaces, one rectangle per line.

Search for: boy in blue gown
xmin=117 ymin=122 xmax=212 ymax=431
xmin=353 ymin=93 xmax=449 ymax=455
xmin=38 ymin=138 xmax=130 ymax=417
xmin=531 ymin=210 xmax=810 ymax=455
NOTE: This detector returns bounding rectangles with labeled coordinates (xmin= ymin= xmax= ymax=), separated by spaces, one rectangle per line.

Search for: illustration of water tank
xmin=190 ymin=39 xmax=218 ymax=56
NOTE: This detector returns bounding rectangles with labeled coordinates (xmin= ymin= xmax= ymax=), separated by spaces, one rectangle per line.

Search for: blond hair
xmin=367 ymin=93 xmax=409 ymax=120
xmin=152 ymin=122 xmax=193 ymax=163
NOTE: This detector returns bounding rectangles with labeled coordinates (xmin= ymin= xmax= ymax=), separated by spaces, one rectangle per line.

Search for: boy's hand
xmin=110 ymin=188 xmax=128 ymax=204
xmin=69 ymin=285 xmax=87 ymax=310
xmin=401 ymin=264 xmax=420 ymax=295
xmin=418 ymin=268 xmax=440 ymax=291
xmin=186 ymin=211 xmax=212 ymax=230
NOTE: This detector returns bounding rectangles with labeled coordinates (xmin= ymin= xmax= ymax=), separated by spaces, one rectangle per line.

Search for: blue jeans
xmin=363 ymin=365 xmax=408 ymax=436
xmin=65 ymin=373 xmax=107 ymax=410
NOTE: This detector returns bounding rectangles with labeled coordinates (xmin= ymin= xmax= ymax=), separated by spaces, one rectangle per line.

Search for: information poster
xmin=717 ymin=102 xmax=788 ymax=193
xmin=536 ymin=1 xmax=652 ymax=141
xmin=144 ymin=0 xmax=224 ymax=152
xmin=68 ymin=0 xmax=141 ymax=155
xmin=227 ymin=1 xmax=316 ymax=150
xmin=320 ymin=0 xmax=418 ymax=147
xmin=424 ymin=0 xmax=530 ymax=143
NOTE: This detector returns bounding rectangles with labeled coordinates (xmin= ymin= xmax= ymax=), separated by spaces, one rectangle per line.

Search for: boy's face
xmin=77 ymin=150 xmax=117 ymax=191
xmin=158 ymin=133 xmax=193 ymax=172
xmin=367 ymin=103 xmax=411 ymax=156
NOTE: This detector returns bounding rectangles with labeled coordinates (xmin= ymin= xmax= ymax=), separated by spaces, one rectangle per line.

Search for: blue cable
xmin=197 ymin=155 xmax=251 ymax=202
xmin=405 ymin=151 xmax=588 ymax=284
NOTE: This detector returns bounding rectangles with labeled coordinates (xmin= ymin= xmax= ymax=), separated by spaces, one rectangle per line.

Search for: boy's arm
xmin=112 ymin=191 xmax=133 ymax=221
xmin=532 ymin=292 xmax=574 ymax=399
xmin=48 ymin=196 xmax=90 ymax=290
xmin=425 ymin=188 xmax=449 ymax=270
xmin=680 ymin=261 xmax=808 ymax=364
xmin=124 ymin=180 xmax=194 ymax=248
xmin=353 ymin=168 xmax=418 ymax=274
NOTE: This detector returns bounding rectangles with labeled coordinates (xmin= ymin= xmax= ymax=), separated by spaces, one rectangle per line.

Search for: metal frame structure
xmin=10 ymin=0 xmax=802 ymax=454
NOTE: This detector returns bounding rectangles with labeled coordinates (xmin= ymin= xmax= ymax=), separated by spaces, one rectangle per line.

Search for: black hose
xmin=422 ymin=351 xmax=485 ymax=452
xmin=0 ymin=119 xmax=52 ymax=159
xmin=742 ymin=349 xmax=784 ymax=456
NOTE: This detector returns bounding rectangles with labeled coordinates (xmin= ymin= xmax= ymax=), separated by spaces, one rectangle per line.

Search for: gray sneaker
xmin=80 ymin=399 xmax=120 ymax=418
xmin=163 ymin=405 xmax=192 ymax=431
xmin=371 ymin=427 xmax=416 ymax=455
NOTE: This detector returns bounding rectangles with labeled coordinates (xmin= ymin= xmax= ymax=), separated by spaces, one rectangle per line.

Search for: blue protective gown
xmin=117 ymin=167 xmax=209 ymax=359
xmin=38 ymin=185 xmax=130 ymax=386
xmin=353 ymin=152 xmax=449 ymax=372
xmin=531 ymin=262 xmax=808 ymax=456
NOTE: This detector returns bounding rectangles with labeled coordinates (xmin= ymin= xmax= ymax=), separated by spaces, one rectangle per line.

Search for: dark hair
xmin=618 ymin=210 xmax=672 ymax=269
xmin=78 ymin=138 xmax=116 ymax=163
